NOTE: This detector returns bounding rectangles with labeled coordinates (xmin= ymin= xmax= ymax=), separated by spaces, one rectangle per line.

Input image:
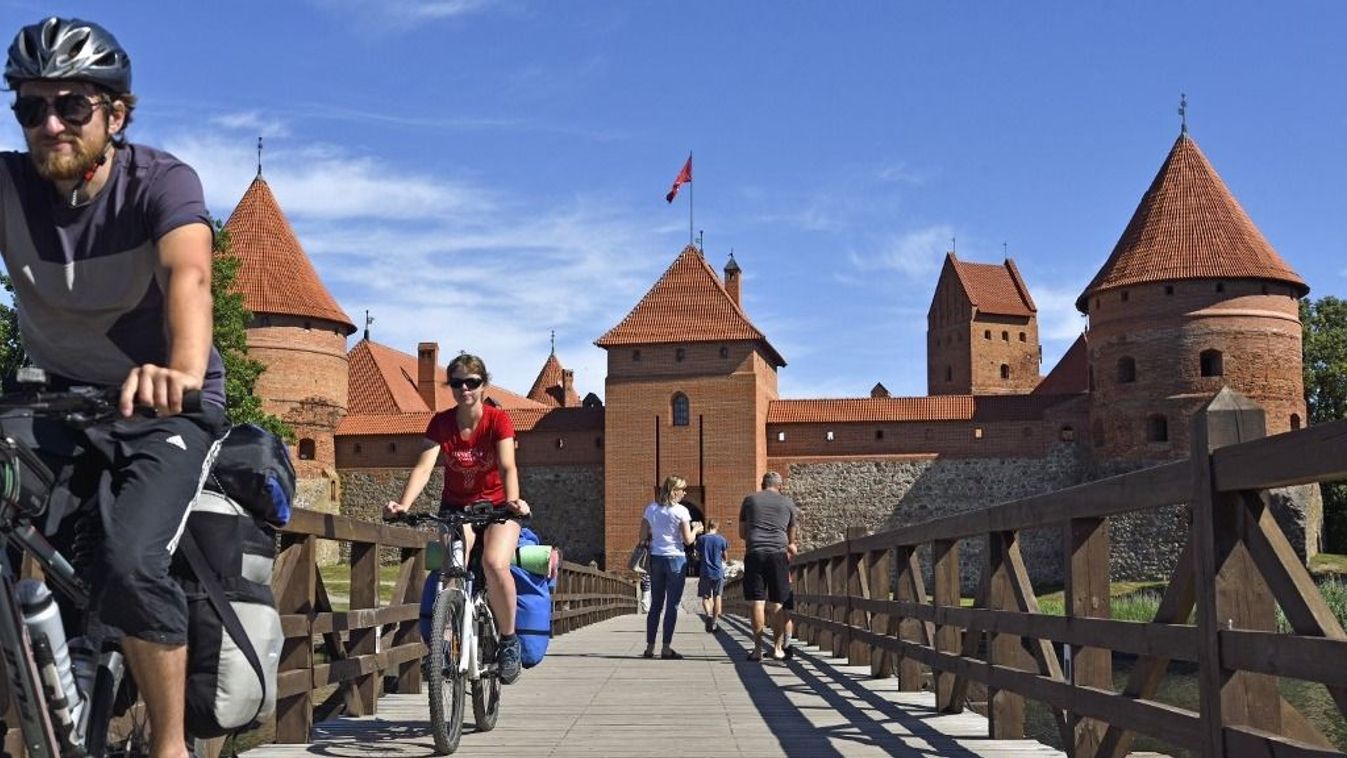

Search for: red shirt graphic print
xmin=425 ymin=404 xmax=516 ymax=508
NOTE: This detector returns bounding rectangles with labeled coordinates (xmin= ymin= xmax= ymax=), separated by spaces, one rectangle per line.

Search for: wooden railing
xmin=265 ymin=509 xmax=637 ymax=747
xmin=784 ymin=388 xmax=1347 ymax=757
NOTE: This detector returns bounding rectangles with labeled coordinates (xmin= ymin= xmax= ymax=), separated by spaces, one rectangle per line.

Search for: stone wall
xmin=337 ymin=465 xmax=605 ymax=566
xmin=779 ymin=449 xmax=1321 ymax=593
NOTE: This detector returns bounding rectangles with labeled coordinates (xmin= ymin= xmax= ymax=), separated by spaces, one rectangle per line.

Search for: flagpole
xmin=688 ymin=151 xmax=694 ymax=247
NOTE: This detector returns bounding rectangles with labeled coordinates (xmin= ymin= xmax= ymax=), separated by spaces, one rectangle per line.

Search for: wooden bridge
xmin=9 ymin=388 xmax=1340 ymax=757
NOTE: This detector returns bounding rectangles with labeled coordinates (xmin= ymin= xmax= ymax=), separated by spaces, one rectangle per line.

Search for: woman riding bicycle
xmin=384 ymin=353 xmax=531 ymax=684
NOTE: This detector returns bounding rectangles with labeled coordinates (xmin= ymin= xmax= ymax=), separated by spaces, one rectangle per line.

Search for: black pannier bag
xmin=205 ymin=424 xmax=295 ymax=527
xmin=173 ymin=489 xmax=283 ymax=738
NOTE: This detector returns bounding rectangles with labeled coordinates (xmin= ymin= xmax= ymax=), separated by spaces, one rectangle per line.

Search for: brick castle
xmin=219 ymin=131 xmax=1320 ymax=579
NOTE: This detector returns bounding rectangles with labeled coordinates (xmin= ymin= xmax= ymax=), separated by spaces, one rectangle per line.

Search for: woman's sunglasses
xmin=448 ymin=376 xmax=485 ymax=390
xmin=12 ymin=93 xmax=105 ymax=129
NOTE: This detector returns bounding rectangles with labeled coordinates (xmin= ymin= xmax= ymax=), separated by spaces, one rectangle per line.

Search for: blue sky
xmin=3 ymin=1 xmax=1344 ymax=401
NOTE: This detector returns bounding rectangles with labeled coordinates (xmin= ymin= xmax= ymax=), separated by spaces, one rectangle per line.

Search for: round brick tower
xmin=1078 ymin=133 xmax=1309 ymax=462
xmin=223 ymin=175 xmax=357 ymax=501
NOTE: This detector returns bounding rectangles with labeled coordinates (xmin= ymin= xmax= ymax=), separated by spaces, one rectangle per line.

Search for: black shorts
xmin=743 ymin=550 xmax=790 ymax=604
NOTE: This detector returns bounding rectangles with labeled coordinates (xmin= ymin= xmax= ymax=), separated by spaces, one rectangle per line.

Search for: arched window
xmin=1117 ymin=356 xmax=1137 ymax=383
xmin=1000 ymin=364 xmax=1011 ymax=379
xmin=675 ymin=347 xmax=686 ymax=362
xmin=1060 ymin=425 xmax=1075 ymax=442
xmin=1089 ymin=366 xmax=1096 ymax=392
xmin=672 ymin=393 xmax=690 ymax=426
xmin=945 ymin=366 xmax=952 ymax=382
xmin=1200 ymin=349 xmax=1223 ymax=377
xmin=298 ymin=439 xmax=316 ymax=460
xmin=1147 ymin=414 xmax=1169 ymax=443
xmin=984 ymin=329 xmax=991 ymax=340
xmin=1001 ymin=331 xmax=1009 ymax=341
xmin=1291 ymin=414 xmax=1302 ymax=430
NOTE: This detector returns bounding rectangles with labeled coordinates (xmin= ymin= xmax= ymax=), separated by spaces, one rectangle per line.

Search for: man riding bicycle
xmin=1 ymin=17 xmax=228 ymax=758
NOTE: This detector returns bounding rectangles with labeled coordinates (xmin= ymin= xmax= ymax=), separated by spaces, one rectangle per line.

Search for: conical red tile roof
xmin=595 ymin=246 xmax=785 ymax=366
xmin=527 ymin=352 xmax=581 ymax=408
xmin=223 ymin=176 xmax=356 ymax=333
xmin=1076 ymin=134 xmax=1307 ymax=312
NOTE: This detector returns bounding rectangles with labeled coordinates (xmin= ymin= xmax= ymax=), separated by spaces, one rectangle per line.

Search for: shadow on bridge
xmin=711 ymin=613 xmax=987 ymax=758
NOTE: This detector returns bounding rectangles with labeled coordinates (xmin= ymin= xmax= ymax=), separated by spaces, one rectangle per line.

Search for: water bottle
xmin=18 ymin=579 xmax=82 ymax=713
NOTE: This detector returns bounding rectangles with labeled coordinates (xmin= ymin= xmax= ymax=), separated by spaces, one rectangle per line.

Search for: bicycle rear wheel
xmin=470 ymin=600 xmax=500 ymax=732
xmin=427 ymin=584 xmax=467 ymax=755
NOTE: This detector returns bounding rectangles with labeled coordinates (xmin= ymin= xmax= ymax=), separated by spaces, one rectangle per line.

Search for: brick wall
xmin=247 ymin=314 xmax=350 ymax=477
xmin=1086 ymin=279 xmax=1305 ymax=459
xmin=602 ymin=342 xmax=778 ymax=570
xmin=969 ymin=314 xmax=1040 ymax=395
xmin=765 ymin=418 xmax=1081 ymax=459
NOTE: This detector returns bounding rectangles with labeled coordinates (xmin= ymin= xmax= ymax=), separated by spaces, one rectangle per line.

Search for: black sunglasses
xmin=448 ymin=376 xmax=484 ymax=390
xmin=12 ymin=93 xmax=105 ymax=129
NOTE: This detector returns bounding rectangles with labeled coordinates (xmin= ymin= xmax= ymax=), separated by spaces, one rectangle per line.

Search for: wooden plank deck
xmin=243 ymin=608 xmax=1167 ymax=757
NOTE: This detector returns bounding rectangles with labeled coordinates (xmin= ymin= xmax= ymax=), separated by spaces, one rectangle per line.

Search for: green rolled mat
xmin=512 ymin=544 xmax=555 ymax=576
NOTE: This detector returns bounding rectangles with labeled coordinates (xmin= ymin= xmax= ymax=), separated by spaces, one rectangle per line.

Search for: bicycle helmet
xmin=5 ymin=17 xmax=131 ymax=94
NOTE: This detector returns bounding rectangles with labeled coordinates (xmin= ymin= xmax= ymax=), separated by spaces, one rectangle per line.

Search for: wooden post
xmin=830 ymin=553 xmax=848 ymax=658
xmin=393 ymin=545 xmax=426 ymax=694
xmin=893 ymin=546 xmax=924 ymax=690
xmin=933 ymin=539 xmax=961 ymax=712
xmin=1066 ymin=517 xmax=1110 ymax=758
xmin=867 ymin=547 xmax=894 ymax=679
xmin=1191 ymin=388 xmax=1280 ymax=758
xmin=347 ymin=541 xmax=378 ymax=716
xmin=845 ymin=527 xmax=870 ymax=666
xmin=274 ymin=533 xmax=316 ymax=743
xmin=987 ymin=531 xmax=1025 ymax=739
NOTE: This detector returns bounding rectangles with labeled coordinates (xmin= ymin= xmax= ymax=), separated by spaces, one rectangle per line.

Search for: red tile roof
xmin=595 ymin=246 xmax=785 ymax=366
xmin=222 ymin=177 xmax=356 ymax=333
xmin=527 ymin=353 xmax=581 ymax=408
xmin=767 ymin=394 xmax=1076 ymax=424
xmin=1033 ymin=333 xmax=1089 ymax=395
xmin=345 ymin=339 xmax=545 ymax=417
xmin=1077 ymin=134 xmax=1308 ymax=312
xmin=948 ymin=254 xmax=1036 ymax=317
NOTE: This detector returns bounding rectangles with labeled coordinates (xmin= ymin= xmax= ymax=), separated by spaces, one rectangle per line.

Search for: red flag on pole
xmin=665 ymin=155 xmax=693 ymax=203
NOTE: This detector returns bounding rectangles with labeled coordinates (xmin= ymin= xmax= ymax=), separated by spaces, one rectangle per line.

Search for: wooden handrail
xmin=782 ymin=390 xmax=1347 ymax=757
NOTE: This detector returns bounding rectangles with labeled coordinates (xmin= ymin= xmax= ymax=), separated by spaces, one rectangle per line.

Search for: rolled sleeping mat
xmin=512 ymin=544 xmax=558 ymax=577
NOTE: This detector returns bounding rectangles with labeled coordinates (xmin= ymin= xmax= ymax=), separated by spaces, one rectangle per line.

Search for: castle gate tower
xmin=595 ymin=247 xmax=785 ymax=570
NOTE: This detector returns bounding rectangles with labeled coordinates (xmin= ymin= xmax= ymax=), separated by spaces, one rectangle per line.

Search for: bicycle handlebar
xmin=0 ymin=386 xmax=203 ymax=426
xmin=385 ymin=501 xmax=526 ymax=530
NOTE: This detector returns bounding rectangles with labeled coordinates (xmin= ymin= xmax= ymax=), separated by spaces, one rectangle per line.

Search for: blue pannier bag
xmin=417 ymin=527 xmax=554 ymax=668
xmin=513 ymin=527 xmax=553 ymax=668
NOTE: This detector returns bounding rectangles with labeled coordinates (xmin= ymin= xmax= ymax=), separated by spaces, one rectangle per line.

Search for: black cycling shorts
xmin=743 ymin=550 xmax=790 ymax=604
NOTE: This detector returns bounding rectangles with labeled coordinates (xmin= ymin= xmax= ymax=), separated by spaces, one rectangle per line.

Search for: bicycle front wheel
xmin=427 ymin=584 xmax=467 ymax=755
xmin=471 ymin=600 xmax=501 ymax=732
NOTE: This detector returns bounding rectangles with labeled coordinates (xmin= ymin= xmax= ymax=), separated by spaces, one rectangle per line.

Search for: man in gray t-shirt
xmin=738 ymin=471 xmax=799 ymax=661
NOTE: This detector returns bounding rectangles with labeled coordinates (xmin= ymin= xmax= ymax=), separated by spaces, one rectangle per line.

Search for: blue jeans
xmin=646 ymin=555 xmax=687 ymax=646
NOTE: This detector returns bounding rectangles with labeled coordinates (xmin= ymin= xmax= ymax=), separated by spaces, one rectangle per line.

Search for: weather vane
xmin=257 ymin=136 xmax=264 ymax=177
xmin=363 ymin=309 xmax=374 ymax=341
xmin=550 ymin=330 xmax=556 ymax=355
xmin=1178 ymin=93 xmax=1188 ymax=135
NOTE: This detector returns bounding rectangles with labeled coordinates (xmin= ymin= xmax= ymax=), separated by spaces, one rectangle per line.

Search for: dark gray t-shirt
xmin=739 ymin=489 xmax=798 ymax=553
xmin=0 ymin=144 xmax=225 ymax=406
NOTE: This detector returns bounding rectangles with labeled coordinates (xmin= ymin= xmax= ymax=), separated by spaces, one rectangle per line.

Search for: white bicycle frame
xmin=440 ymin=528 xmax=495 ymax=682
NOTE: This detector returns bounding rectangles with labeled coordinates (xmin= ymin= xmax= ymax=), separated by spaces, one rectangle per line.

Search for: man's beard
xmin=29 ymin=130 xmax=111 ymax=182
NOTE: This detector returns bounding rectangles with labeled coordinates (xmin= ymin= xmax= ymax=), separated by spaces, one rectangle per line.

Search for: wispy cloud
xmin=875 ymin=161 xmax=927 ymax=185
xmin=209 ymin=112 xmax=291 ymax=138
xmin=848 ymin=224 xmax=954 ymax=280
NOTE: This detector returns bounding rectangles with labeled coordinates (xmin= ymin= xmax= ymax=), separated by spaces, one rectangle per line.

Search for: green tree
xmin=1302 ymin=296 xmax=1347 ymax=552
xmin=212 ymin=221 xmax=293 ymax=441
xmin=0 ymin=273 xmax=24 ymax=380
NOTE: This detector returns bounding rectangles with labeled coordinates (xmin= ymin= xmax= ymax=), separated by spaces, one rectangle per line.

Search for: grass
xmin=1311 ymin=552 xmax=1347 ymax=577
xmin=1033 ymin=581 xmax=1168 ymax=621
xmin=317 ymin=564 xmax=407 ymax=610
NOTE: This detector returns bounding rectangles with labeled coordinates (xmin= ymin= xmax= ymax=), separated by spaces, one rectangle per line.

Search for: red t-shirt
xmin=424 ymin=404 xmax=516 ymax=508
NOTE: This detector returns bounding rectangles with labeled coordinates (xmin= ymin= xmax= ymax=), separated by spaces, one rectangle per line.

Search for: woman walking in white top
xmin=638 ymin=475 xmax=702 ymax=659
